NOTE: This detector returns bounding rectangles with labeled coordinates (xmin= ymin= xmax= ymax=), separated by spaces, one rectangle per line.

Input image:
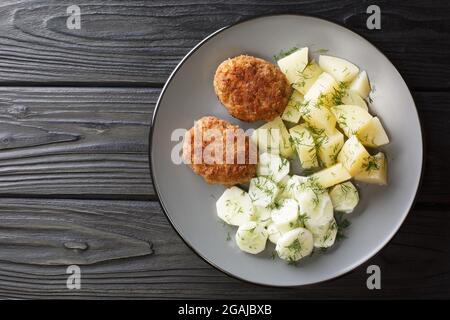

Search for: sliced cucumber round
xmin=253 ymin=206 xmax=272 ymax=227
xmin=267 ymin=221 xmax=297 ymax=244
xmin=249 ymin=177 xmax=279 ymax=207
xmin=295 ymin=183 xmax=337 ymax=246
xmin=271 ymin=198 xmax=299 ymax=227
xmin=257 ymin=152 xmax=290 ymax=183
xmin=235 ymin=221 xmax=268 ymax=254
xmin=329 ymin=181 xmax=359 ymax=213
xmin=216 ymin=186 xmax=253 ymax=226
xmin=295 ymin=184 xmax=334 ymax=227
xmin=279 ymin=175 xmax=307 ymax=200
xmin=267 ymin=223 xmax=283 ymax=244
xmin=310 ymin=218 xmax=338 ymax=248
xmin=276 ymin=227 xmax=314 ymax=262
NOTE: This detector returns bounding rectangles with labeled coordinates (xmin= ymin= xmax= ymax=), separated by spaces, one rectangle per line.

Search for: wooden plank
xmin=0 ymin=87 xmax=155 ymax=197
xmin=0 ymin=198 xmax=447 ymax=299
xmin=0 ymin=87 xmax=447 ymax=202
xmin=0 ymin=0 xmax=448 ymax=88
xmin=414 ymin=91 xmax=450 ymax=203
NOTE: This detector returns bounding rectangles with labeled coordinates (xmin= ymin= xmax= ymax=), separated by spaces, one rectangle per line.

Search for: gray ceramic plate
xmin=150 ymin=15 xmax=423 ymax=286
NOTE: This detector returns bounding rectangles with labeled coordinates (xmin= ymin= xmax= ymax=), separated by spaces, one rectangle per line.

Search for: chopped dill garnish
xmin=225 ymin=199 xmax=244 ymax=214
xmin=330 ymin=81 xmax=348 ymax=106
xmin=316 ymin=93 xmax=328 ymax=108
xmin=299 ymin=176 xmax=325 ymax=207
xmin=329 ymin=143 xmax=342 ymax=164
xmin=339 ymin=182 xmax=352 ymax=197
xmin=285 ymin=239 xmax=304 ymax=266
xmin=278 ymin=158 xmax=289 ymax=172
xmin=287 ymin=238 xmax=302 ymax=252
xmin=309 ymin=126 xmax=329 ymax=149
xmin=274 ymin=46 xmax=299 ymax=61
xmin=337 ymin=114 xmax=348 ymax=129
xmin=313 ymin=48 xmax=329 ymax=54
xmin=253 ymin=177 xmax=276 ymax=198
xmin=297 ymin=213 xmax=310 ymax=226
xmin=307 ymin=125 xmax=330 ymax=166
xmin=363 ymin=156 xmax=379 ymax=173
xmin=293 ymin=60 xmax=315 ymax=88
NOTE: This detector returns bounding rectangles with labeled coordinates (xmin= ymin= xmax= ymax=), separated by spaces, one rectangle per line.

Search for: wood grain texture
xmin=0 ymin=199 xmax=448 ymax=299
xmin=0 ymin=87 xmax=447 ymax=202
xmin=413 ymin=91 xmax=449 ymax=203
xmin=0 ymin=0 xmax=448 ymax=300
xmin=0 ymin=87 xmax=155 ymax=197
xmin=0 ymin=0 xmax=448 ymax=89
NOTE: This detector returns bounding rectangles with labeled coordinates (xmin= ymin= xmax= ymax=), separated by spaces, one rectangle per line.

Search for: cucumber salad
xmin=216 ymin=47 xmax=389 ymax=264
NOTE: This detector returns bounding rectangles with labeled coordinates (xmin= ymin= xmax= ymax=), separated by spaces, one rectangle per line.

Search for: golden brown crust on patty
xmin=182 ymin=116 xmax=256 ymax=186
xmin=214 ymin=55 xmax=291 ymax=122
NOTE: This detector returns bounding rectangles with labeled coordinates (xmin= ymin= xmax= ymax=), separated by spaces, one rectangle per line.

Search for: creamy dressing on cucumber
xmin=216 ymin=186 xmax=253 ymax=226
xmin=329 ymin=182 xmax=359 ymax=213
xmin=276 ymin=228 xmax=314 ymax=262
xmin=249 ymin=177 xmax=279 ymax=207
xmin=236 ymin=222 xmax=268 ymax=254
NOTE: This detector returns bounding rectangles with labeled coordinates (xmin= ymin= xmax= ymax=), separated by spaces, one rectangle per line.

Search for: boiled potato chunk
xmin=308 ymin=163 xmax=352 ymax=189
xmin=312 ymin=129 xmax=344 ymax=167
xmin=318 ymin=55 xmax=359 ymax=83
xmin=249 ymin=177 xmax=279 ymax=207
xmin=275 ymin=227 xmax=314 ymax=262
xmin=257 ymin=152 xmax=290 ymax=183
xmin=251 ymin=116 xmax=294 ymax=158
xmin=282 ymin=91 xmax=304 ymax=123
xmin=349 ymin=70 xmax=371 ymax=99
xmin=331 ymin=104 xmax=373 ymax=137
xmin=299 ymin=101 xmax=336 ymax=133
xmin=355 ymin=152 xmax=388 ymax=185
xmin=277 ymin=47 xmax=309 ymax=86
xmin=293 ymin=59 xmax=322 ymax=95
xmin=329 ymin=181 xmax=359 ymax=213
xmin=304 ymin=72 xmax=339 ymax=107
xmin=216 ymin=186 xmax=253 ymax=226
xmin=337 ymin=135 xmax=371 ymax=176
xmin=235 ymin=221 xmax=268 ymax=254
xmin=289 ymin=124 xmax=318 ymax=169
xmin=357 ymin=117 xmax=390 ymax=147
xmin=342 ymin=91 xmax=368 ymax=111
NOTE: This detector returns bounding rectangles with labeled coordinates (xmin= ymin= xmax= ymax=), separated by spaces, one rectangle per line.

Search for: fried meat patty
xmin=182 ymin=116 xmax=256 ymax=185
xmin=214 ymin=55 xmax=291 ymax=122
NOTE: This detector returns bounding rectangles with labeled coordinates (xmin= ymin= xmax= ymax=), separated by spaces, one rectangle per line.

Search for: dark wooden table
xmin=0 ymin=0 xmax=448 ymax=299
